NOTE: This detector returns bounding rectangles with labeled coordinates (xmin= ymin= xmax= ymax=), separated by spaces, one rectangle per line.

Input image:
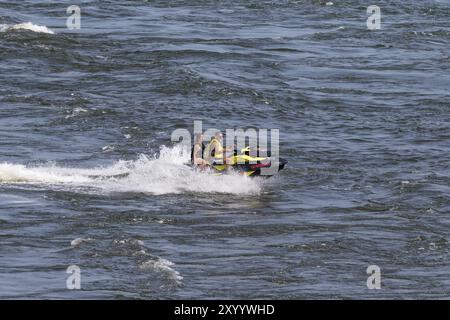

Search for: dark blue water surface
xmin=0 ymin=0 xmax=449 ymax=299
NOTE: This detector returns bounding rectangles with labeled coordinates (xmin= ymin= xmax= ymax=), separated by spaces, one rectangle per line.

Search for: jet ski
xmin=191 ymin=147 xmax=288 ymax=177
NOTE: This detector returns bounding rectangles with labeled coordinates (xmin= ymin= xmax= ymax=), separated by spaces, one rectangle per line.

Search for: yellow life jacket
xmin=204 ymin=138 xmax=224 ymax=160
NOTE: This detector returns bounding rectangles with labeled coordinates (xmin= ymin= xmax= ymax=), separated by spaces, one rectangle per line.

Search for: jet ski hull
xmin=211 ymin=157 xmax=288 ymax=177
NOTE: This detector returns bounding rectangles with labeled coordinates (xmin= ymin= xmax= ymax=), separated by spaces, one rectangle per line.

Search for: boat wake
xmin=0 ymin=146 xmax=262 ymax=195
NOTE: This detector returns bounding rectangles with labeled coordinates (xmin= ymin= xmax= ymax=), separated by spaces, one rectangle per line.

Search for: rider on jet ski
xmin=190 ymin=131 xmax=288 ymax=177
xmin=190 ymin=133 xmax=208 ymax=169
xmin=204 ymin=132 xmax=232 ymax=166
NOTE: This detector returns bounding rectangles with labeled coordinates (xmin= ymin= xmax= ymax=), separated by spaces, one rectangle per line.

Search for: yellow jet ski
xmin=209 ymin=147 xmax=288 ymax=177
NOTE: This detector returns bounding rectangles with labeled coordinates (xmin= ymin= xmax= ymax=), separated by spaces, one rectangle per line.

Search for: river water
xmin=0 ymin=0 xmax=449 ymax=299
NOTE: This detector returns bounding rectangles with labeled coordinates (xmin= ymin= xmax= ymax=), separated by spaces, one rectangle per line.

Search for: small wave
xmin=70 ymin=237 xmax=94 ymax=247
xmin=140 ymin=257 xmax=183 ymax=284
xmin=65 ymin=107 xmax=88 ymax=119
xmin=0 ymin=22 xmax=54 ymax=34
xmin=0 ymin=145 xmax=262 ymax=195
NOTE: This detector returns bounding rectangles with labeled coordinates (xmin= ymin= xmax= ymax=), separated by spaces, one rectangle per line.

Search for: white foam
xmin=0 ymin=162 xmax=94 ymax=184
xmin=65 ymin=107 xmax=88 ymax=119
xmin=140 ymin=257 xmax=183 ymax=284
xmin=70 ymin=237 xmax=93 ymax=247
xmin=0 ymin=22 xmax=54 ymax=34
xmin=102 ymin=145 xmax=116 ymax=152
xmin=0 ymin=145 xmax=262 ymax=195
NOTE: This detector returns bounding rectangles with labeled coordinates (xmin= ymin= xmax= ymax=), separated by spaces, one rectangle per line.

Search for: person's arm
xmin=193 ymin=144 xmax=201 ymax=164
xmin=194 ymin=145 xmax=208 ymax=165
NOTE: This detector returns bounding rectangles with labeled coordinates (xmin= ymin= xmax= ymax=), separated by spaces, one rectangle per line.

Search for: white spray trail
xmin=0 ymin=146 xmax=262 ymax=195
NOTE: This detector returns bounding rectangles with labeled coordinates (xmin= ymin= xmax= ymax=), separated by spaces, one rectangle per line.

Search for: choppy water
xmin=1 ymin=0 xmax=449 ymax=299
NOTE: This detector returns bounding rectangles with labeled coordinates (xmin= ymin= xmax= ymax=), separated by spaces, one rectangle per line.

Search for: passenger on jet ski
xmin=191 ymin=133 xmax=208 ymax=169
xmin=204 ymin=132 xmax=232 ymax=166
